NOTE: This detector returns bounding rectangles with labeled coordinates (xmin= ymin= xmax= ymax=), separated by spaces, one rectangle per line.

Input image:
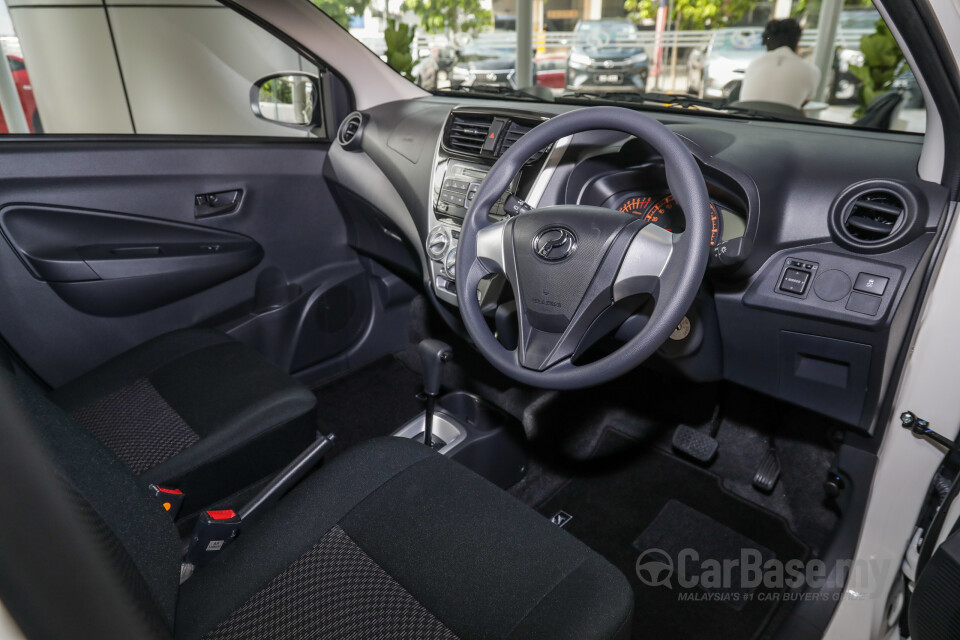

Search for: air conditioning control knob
xmin=444 ymin=248 xmax=458 ymax=278
xmin=426 ymin=226 xmax=449 ymax=260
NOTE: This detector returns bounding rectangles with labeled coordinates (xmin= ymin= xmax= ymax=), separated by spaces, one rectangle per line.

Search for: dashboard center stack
xmin=426 ymin=110 xmax=552 ymax=306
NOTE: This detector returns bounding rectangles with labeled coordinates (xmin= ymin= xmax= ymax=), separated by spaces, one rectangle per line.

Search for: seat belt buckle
xmin=148 ymin=484 xmax=184 ymax=519
xmin=184 ymin=509 xmax=241 ymax=570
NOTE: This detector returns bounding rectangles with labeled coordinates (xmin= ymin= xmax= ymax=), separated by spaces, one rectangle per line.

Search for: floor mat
xmin=536 ymin=430 xmax=809 ymax=640
xmin=312 ymin=356 xmax=424 ymax=457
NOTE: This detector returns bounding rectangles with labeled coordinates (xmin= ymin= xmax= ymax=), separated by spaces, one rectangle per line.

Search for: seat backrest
xmin=0 ymin=368 xmax=179 ymax=639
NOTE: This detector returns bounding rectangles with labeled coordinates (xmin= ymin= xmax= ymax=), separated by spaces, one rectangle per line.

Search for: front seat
xmin=5 ymin=328 xmax=317 ymax=511
xmin=0 ymin=367 xmax=634 ymax=640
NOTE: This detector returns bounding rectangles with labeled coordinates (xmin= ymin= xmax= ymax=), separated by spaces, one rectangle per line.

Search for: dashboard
xmin=325 ymin=96 xmax=949 ymax=435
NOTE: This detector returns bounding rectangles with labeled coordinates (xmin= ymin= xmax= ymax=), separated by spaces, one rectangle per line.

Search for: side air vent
xmin=830 ymin=180 xmax=919 ymax=253
xmin=337 ymin=112 xmax=366 ymax=151
xmin=445 ymin=113 xmax=493 ymax=155
xmin=844 ymin=191 xmax=905 ymax=241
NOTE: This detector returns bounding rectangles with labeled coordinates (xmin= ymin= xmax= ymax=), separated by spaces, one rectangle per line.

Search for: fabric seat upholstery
xmin=1 ymin=364 xmax=634 ymax=640
xmin=177 ymin=437 xmax=634 ymax=640
xmin=48 ymin=328 xmax=318 ymax=510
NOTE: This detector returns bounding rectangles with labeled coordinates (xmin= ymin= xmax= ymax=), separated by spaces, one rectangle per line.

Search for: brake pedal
xmin=753 ymin=447 xmax=781 ymax=493
xmin=672 ymin=425 xmax=718 ymax=464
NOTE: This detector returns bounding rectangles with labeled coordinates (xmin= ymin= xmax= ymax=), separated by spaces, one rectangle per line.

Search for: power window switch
xmin=779 ymin=268 xmax=810 ymax=295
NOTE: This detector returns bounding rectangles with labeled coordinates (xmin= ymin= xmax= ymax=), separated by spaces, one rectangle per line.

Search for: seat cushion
xmin=176 ymin=437 xmax=634 ymax=640
xmin=51 ymin=328 xmax=317 ymax=510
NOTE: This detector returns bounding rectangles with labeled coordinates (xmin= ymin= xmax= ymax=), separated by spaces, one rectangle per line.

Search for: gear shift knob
xmin=417 ymin=339 xmax=452 ymax=449
xmin=418 ymin=339 xmax=452 ymax=397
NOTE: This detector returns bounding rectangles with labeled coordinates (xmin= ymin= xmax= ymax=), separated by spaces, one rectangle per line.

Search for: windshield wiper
xmin=561 ymin=91 xmax=801 ymax=122
xmin=434 ymin=85 xmax=550 ymax=102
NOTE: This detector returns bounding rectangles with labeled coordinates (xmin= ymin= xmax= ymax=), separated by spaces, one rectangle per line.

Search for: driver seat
xmin=0 ymin=367 xmax=634 ymax=640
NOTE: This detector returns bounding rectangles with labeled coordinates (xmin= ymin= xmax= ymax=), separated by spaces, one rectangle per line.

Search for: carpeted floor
xmin=311 ymin=356 xmax=425 ymax=457
xmin=536 ymin=429 xmax=810 ymax=640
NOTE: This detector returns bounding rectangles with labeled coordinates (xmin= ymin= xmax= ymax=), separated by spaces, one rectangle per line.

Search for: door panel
xmin=0 ymin=140 xmax=363 ymax=386
xmin=1 ymin=203 xmax=264 ymax=315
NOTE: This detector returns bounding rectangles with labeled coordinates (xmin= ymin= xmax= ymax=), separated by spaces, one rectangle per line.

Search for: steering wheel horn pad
xmin=458 ymin=106 xmax=711 ymax=389
xmin=511 ymin=206 xmax=633 ymax=333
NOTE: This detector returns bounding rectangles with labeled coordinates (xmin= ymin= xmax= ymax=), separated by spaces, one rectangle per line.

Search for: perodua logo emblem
xmin=534 ymin=227 xmax=577 ymax=262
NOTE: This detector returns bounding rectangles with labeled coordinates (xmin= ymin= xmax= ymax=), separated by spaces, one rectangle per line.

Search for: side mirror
xmin=250 ymin=72 xmax=321 ymax=130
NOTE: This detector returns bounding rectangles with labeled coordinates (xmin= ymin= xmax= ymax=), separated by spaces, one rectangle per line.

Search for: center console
xmin=424 ymin=108 xmax=562 ymax=306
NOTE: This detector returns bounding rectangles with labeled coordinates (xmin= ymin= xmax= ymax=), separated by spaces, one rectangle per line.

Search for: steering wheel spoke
xmin=612 ymin=223 xmax=676 ymax=302
xmin=515 ymin=287 xmax=613 ymax=371
xmin=475 ymin=218 xmax=510 ymax=273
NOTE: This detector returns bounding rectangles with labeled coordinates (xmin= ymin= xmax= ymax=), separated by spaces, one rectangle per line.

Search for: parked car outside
xmin=0 ymin=55 xmax=41 ymax=133
xmin=450 ymin=44 xmax=520 ymax=89
xmin=535 ymin=52 xmax=566 ymax=90
xmin=687 ymin=27 xmax=764 ymax=99
xmin=565 ymin=19 xmax=648 ymax=93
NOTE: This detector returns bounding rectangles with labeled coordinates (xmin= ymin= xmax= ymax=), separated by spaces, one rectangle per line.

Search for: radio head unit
xmin=434 ymin=161 xmax=489 ymax=220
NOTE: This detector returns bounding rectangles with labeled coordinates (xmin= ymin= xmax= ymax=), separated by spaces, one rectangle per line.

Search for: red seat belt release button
xmin=184 ymin=509 xmax=242 ymax=569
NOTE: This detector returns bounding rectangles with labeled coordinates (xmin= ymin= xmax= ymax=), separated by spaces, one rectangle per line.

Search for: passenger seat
xmin=10 ymin=328 xmax=317 ymax=512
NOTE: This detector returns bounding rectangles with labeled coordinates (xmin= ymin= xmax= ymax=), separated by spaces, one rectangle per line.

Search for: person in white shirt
xmin=739 ymin=19 xmax=821 ymax=110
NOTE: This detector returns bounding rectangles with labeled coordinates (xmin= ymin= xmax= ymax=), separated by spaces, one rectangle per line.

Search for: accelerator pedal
xmin=672 ymin=425 xmax=718 ymax=464
xmin=752 ymin=446 xmax=781 ymax=493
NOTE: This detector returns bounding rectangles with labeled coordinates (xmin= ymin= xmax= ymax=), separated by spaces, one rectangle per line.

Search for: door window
xmin=0 ymin=0 xmax=320 ymax=136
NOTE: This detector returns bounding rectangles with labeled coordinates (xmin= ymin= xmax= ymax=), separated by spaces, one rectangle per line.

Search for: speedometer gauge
xmin=646 ymin=194 xmax=723 ymax=246
xmin=617 ymin=196 xmax=653 ymax=217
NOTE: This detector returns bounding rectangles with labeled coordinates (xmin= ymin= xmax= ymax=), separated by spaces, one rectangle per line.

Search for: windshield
xmin=310 ymin=0 xmax=924 ymax=134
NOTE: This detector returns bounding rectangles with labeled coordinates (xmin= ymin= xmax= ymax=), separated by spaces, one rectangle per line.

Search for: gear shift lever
xmin=418 ymin=339 xmax=452 ymax=448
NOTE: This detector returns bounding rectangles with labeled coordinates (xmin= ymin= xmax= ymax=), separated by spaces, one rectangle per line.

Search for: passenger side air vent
xmin=844 ymin=191 xmax=905 ymax=241
xmin=445 ymin=113 xmax=493 ymax=155
xmin=830 ymin=180 xmax=919 ymax=253
xmin=337 ymin=112 xmax=366 ymax=151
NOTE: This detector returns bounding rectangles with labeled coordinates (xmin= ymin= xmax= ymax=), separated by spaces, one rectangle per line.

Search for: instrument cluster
xmin=613 ymin=192 xmax=746 ymax=247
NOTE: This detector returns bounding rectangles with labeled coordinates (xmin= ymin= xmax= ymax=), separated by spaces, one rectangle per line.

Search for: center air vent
xmin=443 ymin=111 xmax=548 ymax=161
xmin=337 ymin=112 xmax=365 ymax=150
xmin=830 ymin=180 xmax=919 ymax=253
xmin=445 ymin=113 xmax=493 ymax=155
xmin=500 ymin=122 xmax=531 ymax=155
xmin=498 ymin=121 xmax=549 ymax=162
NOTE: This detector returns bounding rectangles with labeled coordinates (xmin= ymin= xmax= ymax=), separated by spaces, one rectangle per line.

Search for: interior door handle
xmin=195 ymin=189 xmax=242 ymax=218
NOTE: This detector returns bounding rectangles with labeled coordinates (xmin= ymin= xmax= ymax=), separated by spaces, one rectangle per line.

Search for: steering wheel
xmin=456 ymin=106 xmax=711 ymax=389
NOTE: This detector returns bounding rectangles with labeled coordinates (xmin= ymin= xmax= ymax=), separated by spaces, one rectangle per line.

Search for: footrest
xmin=753 ymin=448 xmax=781 ymax=493
xmin=672 ymin=425 xmax=718 ymax=464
